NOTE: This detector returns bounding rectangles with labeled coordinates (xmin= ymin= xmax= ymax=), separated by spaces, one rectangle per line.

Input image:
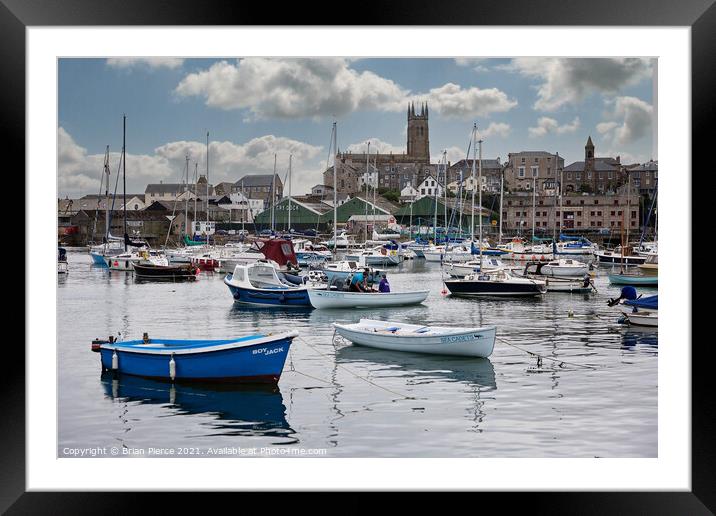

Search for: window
xmin=566 ymin=200 xmax=571 ymax=206
xmin=577 ymin=221 xmax=582 ymax=227
xmin=597 ymin=211 xmax=602 ymax=216
xmin=531 ymin=167 xmax=538 ymax=177
xmin=608 ymin=171 xmax=613 ymax=179
xmin=597 ymin=221 xmax=602 ymax=227
xmin=587 ymin=172 xmax=592 ymax=179
xmin=580 ymin=200 xmax=585 ymax=205
xmin=534 ymin=157 xmax=538 ymax=163
xmin=611 ymin=211 xmax=615 ymax=216
xmin=590 ymin=211 xmax=595 ymax=216
xmin=519 ymin=167 xmax=525 ymax=178
xmin=594 ymin=199 xmax=599 ymax=205
xmin=576 ymin=173 xmax=581 ymax=180
xmin=521 ymin=157 xmax=525 ymax=163
xmin=631 ymin=211 xmax=637 ymax=218
xmin=618 ymin=210 xmax=622 ymax=216
xmin=567 ymin=173 xmax=572 ymax=180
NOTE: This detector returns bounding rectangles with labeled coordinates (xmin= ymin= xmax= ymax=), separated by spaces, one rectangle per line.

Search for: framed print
xmin=6 ymin=0 xmax=709 ymax=511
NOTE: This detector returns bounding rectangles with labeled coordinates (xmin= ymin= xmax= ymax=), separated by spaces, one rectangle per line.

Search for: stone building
xmin=447 ymin=158 xmax=504 ymax=193
xmin=233 ymin=174 xmax=283 ymax=209
xmin=144 ymin=175 xmax=214 ymax=204
xmin=324 ymin=102 xmax=437 ymax=195
xmin=503 ymin=151 xmax=564 ymax=194
xmin=624 ymin=160 xmax=658 ymax=197
xmin=561 ymin=137 xmax=625 ymax=194
xmin=501 ymin=190 xmax=640 ymax=233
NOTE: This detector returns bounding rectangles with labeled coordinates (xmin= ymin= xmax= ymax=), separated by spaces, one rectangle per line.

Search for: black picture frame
xmin=6 ymin=0 xmax=708 ymax=511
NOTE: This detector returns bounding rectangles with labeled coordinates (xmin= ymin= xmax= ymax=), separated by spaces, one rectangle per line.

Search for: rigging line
xmin=495 ymin=336 xmax=598 ymax=370
xmin=296 ymin=335 xmax=416 ymax=400
xmin=164 ymin=163 xmax=185 ymax=248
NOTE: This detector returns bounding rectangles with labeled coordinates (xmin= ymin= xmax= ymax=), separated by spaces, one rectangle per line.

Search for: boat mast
xmin=443 ymin=151 xmax=448 ymax=240
xmin=288 ymin=154 xmax=292 ymax=233
xmin=122 ymin=114 xmax=127 ymax=251
xmin=478 ymin=135 xmax=483 ymax=267
xmin=271 ymin=154 xmax=277 ymax=233
xmin=207 ymin=132 xmax=211 ymax=246
xmin=364 ymin=141 xmax=370 ymax=246
xmin=373 ymin=150 xmax=377 ymax=241
xmin=241 ymin=179 xmax=246 ymax=234
xmin=193 ymin=162 xmax=198 ymax=237
xmin=499 ymin=164 xmax=504 ymax=243
xmin=470 ymin=123 xmax=477 ymax=243
xmin=104 ymin=145 xmax=111 ymax=248
xmin=184 ymin=155 xmax=189 ymax=236
xmin=332 ymin=122 xmax=338 ymax=251
xmin=532 ymin=172 xmax=536 ymax=242
xmin=553 ymin=152 xmax=559 ymax=243
xmin=625 ymin=169 xmax=631 ymax=250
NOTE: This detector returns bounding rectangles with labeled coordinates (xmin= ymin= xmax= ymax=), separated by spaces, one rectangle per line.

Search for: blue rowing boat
xmin=94 ymin=331 xmax=298 ymax=383
xmin=224 ymin=261 xmax=312 ymax=306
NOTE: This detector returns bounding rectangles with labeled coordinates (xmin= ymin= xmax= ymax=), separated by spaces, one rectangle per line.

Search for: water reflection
xmin=334 ymin=344 xmax=497 ymax=391
xmin=100 ymin=372 xmax=295 ymax=442
xmin=621 ymin=327 xmax=658 ymax=348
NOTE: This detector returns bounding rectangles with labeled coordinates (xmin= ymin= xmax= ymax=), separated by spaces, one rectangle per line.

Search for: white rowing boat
xmin=623 ymin=311 xmax=658 ymax=327
xmin=333 ymin=318 xmax=496 ymax=357
xmin=308 ymin=289 xmax=429 ymax=309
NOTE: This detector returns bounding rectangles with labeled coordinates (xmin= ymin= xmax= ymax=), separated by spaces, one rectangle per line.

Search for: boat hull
xmin=596 ymin=253 xmax=647 ymax=265
xmin=99 ymin=333 xmax=296 ymax=383
xmin=623 ymin=312 xmax=658 ymax=327
xmin=308 ymin=289 xmax=429 ymax=309
xmin=334 ymin=321 xmax=496 ymax=358
xmin=444 ymin=280 xmax=545 ymax=297
xmin=608 ymin=274 xmax=658 ymax=286
xmin=133 ymin=263 xmax=197 ymax=280
xmin=225 ymin=276 xmax=312 ymax=306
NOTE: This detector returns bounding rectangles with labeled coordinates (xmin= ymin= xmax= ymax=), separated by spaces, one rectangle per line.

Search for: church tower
xmin=585 ymin=136 xmax=595 ymax=163
xmin=407 ymin=102 xmax=430 ymax=163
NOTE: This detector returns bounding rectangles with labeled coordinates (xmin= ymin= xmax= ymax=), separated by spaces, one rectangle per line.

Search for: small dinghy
xmin=308 ymin=288 xmax=429 ymax=309
xmin=91 ymin=331 xmax=298 ymax=383
xmin=333 ymin=319 xmax=496 ymax=357
xmin=622 ymin=311 xmax=658 ymax=327
xmin=608 ymin=272 xmax=658 ymax=286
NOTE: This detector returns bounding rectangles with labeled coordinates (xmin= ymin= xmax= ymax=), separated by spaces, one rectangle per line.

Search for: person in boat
xmin=378 ymin=274 xmax=390 ymax=293
xmin=349 ymin=270 xmax=365 ymax=292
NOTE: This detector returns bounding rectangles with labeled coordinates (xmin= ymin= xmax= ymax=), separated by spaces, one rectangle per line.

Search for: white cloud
xmin=175 ymin=58 xmax=517 ymax=120
xmin=528 ymin=117 xmax=580 ymax=138
xmin=58 ymin=127 xmax=323 ymax=197
xmin=480 ymin=122 xmax=511 ymax=139
xmin=419 ymin=83 xmax=517 ymax=119
xmin=106 ymin=58 xmax=185 ymax=70
xmin=174 ymin=58 xmax=408 ymax=119
xmin=444 ymin=146 xmax=468 ymax=165
xmin=346 ymin=138 xmax=404 ymax=155
xmin=597 ymin=96 xmax=653 ymax=145
xmin=504 ymin=58 xmax=653 ymax=111
xmin=454 ymin=58 xmax=489 ymax=72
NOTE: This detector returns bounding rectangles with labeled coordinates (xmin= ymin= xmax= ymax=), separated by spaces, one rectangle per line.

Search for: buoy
xmin=111 ymin=349 xmax=118 ymax=370
xmin=568 ymin=309 xmax=574 ymax=318
xmin=441 ymin=287 xmax=448 ymax=296
xmin=169 ymin=353 xmax=176 ymax=381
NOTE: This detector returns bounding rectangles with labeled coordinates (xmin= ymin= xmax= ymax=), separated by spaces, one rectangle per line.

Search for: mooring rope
xmin=296 ymin=335 xmax=416 ymax=400
xmin=495 ymin=336 xmax=598 ymax=370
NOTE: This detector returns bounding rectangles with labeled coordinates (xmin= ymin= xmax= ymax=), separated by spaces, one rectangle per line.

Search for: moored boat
xmin=224 ymin=261 xmax=314 ymax=307
xmin=92 ymin=331 xmax=298 ymax=383
xmin=58 ymin=247 xmax=69 ymax=274
xmin=444 ymin=269 xmax=547 ymax=297
xmin=307 ymin=288 xmax=429 ymax=309
xmin=539 ymin=258 xmax=589 ymax=277
xmin=133 ymin=261 xmax=198 ymax=280
xmin=333 ymin=319 xmax=496 ymax=357
xmin=608 ymin=272 xmax=658 ymax=286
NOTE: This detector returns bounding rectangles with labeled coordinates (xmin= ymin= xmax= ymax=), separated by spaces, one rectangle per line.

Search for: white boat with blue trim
xmin=333 ymin=319 xmax=496 ymax=357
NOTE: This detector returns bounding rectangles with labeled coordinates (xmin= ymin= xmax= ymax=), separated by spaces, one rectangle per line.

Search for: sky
xmin=58 ymin=57 xmax=656 ymax=198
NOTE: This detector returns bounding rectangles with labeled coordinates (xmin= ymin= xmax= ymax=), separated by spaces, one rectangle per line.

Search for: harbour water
xmin=58 ymin=250 xmax=657 ymax=458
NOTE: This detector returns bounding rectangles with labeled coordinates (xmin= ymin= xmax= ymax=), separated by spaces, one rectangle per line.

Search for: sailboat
xmin=607 ymin=174 xmax=655 ymax=284
xmin=88 ymin=146 xmax=125 ymax=265
xmin=444 ymin=124 xmax=547 ymax=298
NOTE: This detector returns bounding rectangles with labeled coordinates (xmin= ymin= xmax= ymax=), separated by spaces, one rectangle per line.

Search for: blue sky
xmin=58 ymin=57 xmax=656 ymax=197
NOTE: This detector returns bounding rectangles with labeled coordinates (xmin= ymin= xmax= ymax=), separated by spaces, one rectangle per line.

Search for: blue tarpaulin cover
xmin=624 ymin=295 xmax=658 ymax=310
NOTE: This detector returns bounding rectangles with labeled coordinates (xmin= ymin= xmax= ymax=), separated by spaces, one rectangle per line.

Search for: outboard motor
xmin=607 ymin=286 xmax=638 ymax=307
